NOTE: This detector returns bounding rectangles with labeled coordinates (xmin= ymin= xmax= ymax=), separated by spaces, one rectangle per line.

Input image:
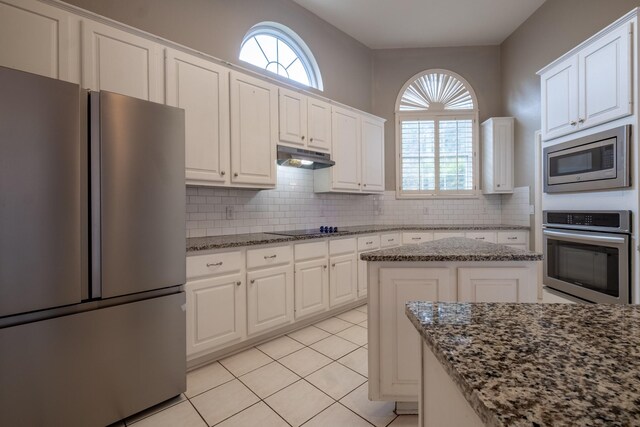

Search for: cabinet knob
xmin=220 ymin=171 xmax=226 ymax=176
xmin=358 ymin=183 xmax=361 ymax=186
xmin=578 ymin=118 xmax=585 ymax=124
xmin=234 ymin=172 xmax=238 ymax=177
xmin=324 ymin=265 xmax=327 ymax=269
xmin=236 ymin=281 xmax=241 ymax=286
xmin=250 ymin=279 xmax=255 ymax=284
xmin=310 ymin=137 xmax=314 ymax=142
xmin=301 ymin=135 xmax=305 ymax=140
xmin=497 ymin=184 xmax=501 ymax=187
xmin=570 ymin=121 xmax=577 ymax=126
xmin=331 ymin=263 xmax=336 ymax=268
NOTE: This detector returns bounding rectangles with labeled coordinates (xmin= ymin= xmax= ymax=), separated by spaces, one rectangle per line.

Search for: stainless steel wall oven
xmin=543 ymin=211 xmax=630 ymax=304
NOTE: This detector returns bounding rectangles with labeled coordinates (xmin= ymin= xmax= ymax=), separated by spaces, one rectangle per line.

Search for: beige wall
xmin=372 ymin=46 xmax=503 ymax=190
xmin=63 ymin=0 xmax=373 ymax=112
xmin=501 ymin=0 xmax=640 ymax=192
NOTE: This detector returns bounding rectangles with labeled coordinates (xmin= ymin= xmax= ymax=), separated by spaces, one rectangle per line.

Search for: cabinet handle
xmin=220 ymin=171 xmax=226 ymax=176
xmin=301 ymin=135 xmax=305 ymax=140
xmin=331 ymin=263 xmax=336 ymax=267
xmin=578 ymin=118 xmax=585 ymax=124
xmin=388 ymin=239 xmax=394 ymax=242
xmin=507 ymin=237 xmax=518 ymax=240
xmin=570 ymin=121 xmax=577 ymax=126
xmin=475 ymin=237 xmax=485 ymax=240
xmin=236 ymin=281 xmax=241 ymax=286
xmin=250 ymin=279 xmax=255 ymax=284
xmin=310 ymin=137 xmax=314 ymax=142
xmin=233 ymin=172 xmax=238 ymax=177
xmin=206 ymin=262 xmax=223 ymax=267
xmin=264 ymin=254 xmax=277 ymax=259
xmin=324 ymin=265 xmax=327 ymax=269
xmin=366 ymin=241 xmax=373 ymax=245
xmin=411 ymin=237 xmax=421 ymax=241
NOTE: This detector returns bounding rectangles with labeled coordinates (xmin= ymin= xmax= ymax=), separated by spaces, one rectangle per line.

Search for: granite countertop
xmin=186 ymin=224 xmax=529 ymax=252
xmin=405 ymin=301 xmax=640 ymax=426
xmin=360 ymin=237 xmax=542 ymax=262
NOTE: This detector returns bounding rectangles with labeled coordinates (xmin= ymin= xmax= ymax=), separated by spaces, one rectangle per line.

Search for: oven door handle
xmin=543 ymin=229 xmax=627 ymax=244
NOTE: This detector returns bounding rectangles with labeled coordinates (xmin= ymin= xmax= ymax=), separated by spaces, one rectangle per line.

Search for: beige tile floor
xmin=118 ymin=304 xmax=418 ymax=426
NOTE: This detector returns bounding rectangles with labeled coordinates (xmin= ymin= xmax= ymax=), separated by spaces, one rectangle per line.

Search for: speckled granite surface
xmin=186 ymin=224 xmax=529 ymax=252
xmin=406 ymin=301 xmax=640 ymax=427
xmin=360 ymin=237 xmax=542 ymax=262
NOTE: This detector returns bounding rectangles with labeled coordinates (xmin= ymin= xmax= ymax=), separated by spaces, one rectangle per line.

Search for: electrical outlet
xmin=529 ymin=205 xmax=535 ymax=215
xmin=225 ymin=206 xmax=235 ymax=220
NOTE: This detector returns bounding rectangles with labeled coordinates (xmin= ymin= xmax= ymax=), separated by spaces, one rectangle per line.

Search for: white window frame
xmin=395 ymin=69 xmax=479 ymax=199
xmin=239 ymin=21 xmax=323 ymax=91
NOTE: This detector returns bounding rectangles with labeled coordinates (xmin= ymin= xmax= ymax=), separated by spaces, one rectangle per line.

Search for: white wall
xmin=186 ymin=167 xmax=529 ymax=237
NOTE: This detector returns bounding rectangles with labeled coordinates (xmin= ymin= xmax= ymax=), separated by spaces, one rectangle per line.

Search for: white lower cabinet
xmin=379 ymin=268 xmax=455 ymax=399
xmin=185 ymin=251 xmax=245 ymax=359
xmin=247 ymin=263 xmax=294 ymax=335
xmin=294 ymin=258 xmax=329 ymax=319
xmin=185 ymin=273 xmax=245 ymax=358
xmin=329 ymin=253 xmax=357 ymax=307
xmin=458 ymin=267 xmax=535 ymax=302
xmin=357 ymin=235 xmax=381 ymax=298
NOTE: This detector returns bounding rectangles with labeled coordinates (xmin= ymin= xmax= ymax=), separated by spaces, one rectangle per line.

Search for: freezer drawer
xmin=0 ymin=292 xmax=186 ymax=427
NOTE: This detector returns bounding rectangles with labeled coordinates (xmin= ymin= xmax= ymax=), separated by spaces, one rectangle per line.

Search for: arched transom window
xmin=240 ymin=22 xmax=323 ymax=90
xmin=395 ymin=69 xmax=479 ymax=198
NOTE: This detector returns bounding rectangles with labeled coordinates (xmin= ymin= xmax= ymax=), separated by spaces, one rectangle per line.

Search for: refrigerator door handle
xmin=90 ymin=91 xmax=102 ymax=300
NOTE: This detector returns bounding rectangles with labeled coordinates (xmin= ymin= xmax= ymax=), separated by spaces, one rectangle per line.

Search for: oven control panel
xmin=543 ymin=210 xmax=630 ymax=233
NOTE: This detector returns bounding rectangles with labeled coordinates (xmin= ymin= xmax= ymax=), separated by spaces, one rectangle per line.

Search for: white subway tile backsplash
xmin=185 ymin=167 xmax=531 ymax=237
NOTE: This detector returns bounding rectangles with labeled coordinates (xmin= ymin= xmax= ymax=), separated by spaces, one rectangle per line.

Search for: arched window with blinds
xmin=395 ymin=69 xmax=479 ymax=197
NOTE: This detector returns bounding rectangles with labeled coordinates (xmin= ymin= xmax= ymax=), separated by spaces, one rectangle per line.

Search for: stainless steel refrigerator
xmin=0 ymin=66 xmax=187 ymax=426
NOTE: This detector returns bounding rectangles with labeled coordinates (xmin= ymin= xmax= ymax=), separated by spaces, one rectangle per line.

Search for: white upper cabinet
xmin=307 ymin=98 xmax=332 ymax=152
xmin=82 ymin=19 xmax=164 ymax=102
xmin=166 ymin=49 xmax=230 ymax=186
xmin=279 ymin=88 xmax=332 ymax=153
xmin=0 ymin=0 xmax=78 ymax=82
xmin=361 ymin=116 xmax=385 ymax=192
xmin=540 ymin=18 xmax=633 ymax=141
xmin=482 ymin=117 xmax=514 ymax=194
xmin=230 ymin=71 xmax=278 ymax=188
xmin=578 ymin=22 xmax=632 ymax=129
xmin=315 ymin=106 xmax=385 ymax=194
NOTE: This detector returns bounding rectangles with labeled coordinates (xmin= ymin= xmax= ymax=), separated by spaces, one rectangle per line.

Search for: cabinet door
xmin=492 ymin=118 xmax=514 ymax=192
xmin=307 ymin=98 xmax=332 ymax=153
xmin=578 ymin=22 xmax=632 ymax=130
xmin=361 ymin=117 xmax=385 ymax=193
xmin=458 ymin=267 xmax=535 ymax=303
xmin=279 ymin=88 xmax=307 ymax=147
xmin=82 ymin=19 xmax=164 ymax=102
xmin=247 ymin=264 xmax=294 ymax=335
xmin=166 ymin=49 xmax=230 ymax=185
xmin=541 ymin=56 xmax=578 ymax=141
xmin=0 ymin=0 xmax=77 ymax=82
xmin=230 ymin=71 xmax=277 ymax=187
xmin=185 ymin=273 xmax=245 ymax=357
xmin=331 ymin=107 xmax=361 ymax=191
xmin=379 ymin=268 xmax=454 ymax=398
xmin=329 ymin=253 xmax=357 ymax=307
xmin=294 ymin=258 xmax=329 ymax=319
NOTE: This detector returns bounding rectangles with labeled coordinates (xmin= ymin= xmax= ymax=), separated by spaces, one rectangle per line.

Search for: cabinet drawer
xmin=329 ymin=238 xmax=356 ymax=255
xmin=497 ymin=231 xmax=528 ymax=245
xmin=380 ymin=233 xmax=401 ymax=248
xmin=358 ymin=235 xmax=381 ymax=251
xmin=295 ymin=241 xmax=328 ymax=261
xmin=465 ymin=232 xmax=497 ymax=243
xmin=402 ymin=232 xmax=434 ymax=245
xmin=433 ymin=232 xmax=465 ymax=240
xmin=187 ymin=251 xmax=242 ymax=280
xmin=506 ymin=244 xmax=528 ymax=251
xmin=247 ymin=245 xmax=292 ymax=269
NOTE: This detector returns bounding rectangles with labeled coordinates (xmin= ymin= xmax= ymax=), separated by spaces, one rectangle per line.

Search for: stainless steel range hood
xmin=276 ymin=145 xmax=335 ymax=170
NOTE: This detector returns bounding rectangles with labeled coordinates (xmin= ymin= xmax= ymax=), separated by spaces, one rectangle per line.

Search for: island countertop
xmin=360 ymin=237 xmax=542 ymax=262
xmin=405 ymin=301 xmax=640 ymax=426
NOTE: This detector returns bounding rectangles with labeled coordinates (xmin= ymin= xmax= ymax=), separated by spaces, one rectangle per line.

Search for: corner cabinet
xmin=230 ymin=71 xmax=278 ymax=188
xmin=166 ymin=49 xmax=230 ymax=186
xmin=482 ymin=117 xmax=514 ymax=194
xmin=314 ymin=106 xmax=385 ymax=194
xmin=539 ymin=18 xmax=633 ymax=141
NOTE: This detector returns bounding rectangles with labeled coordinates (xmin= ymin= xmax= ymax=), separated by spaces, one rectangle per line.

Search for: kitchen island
xmin=406 ymin=301 xmax=640 ymax=426
xmin=363 ymin=237 xmax=542 ymax=406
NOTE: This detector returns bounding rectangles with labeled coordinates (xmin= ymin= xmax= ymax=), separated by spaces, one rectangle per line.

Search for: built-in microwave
xmin=543 ymin=125 xmax=630 ymax=193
